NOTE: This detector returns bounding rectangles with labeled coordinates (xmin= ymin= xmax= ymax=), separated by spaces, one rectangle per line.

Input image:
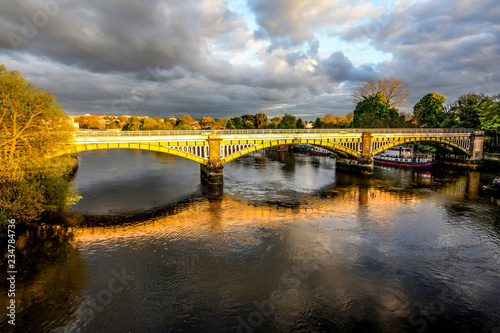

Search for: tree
xmin=447 ymin=93 xmax=488 ymax=129
xmin=413 ymin=92 xmax=446 ymax=128
xmin=122 ymin=116 xmax=142 ymax=131
xmin=181 ymin=115 xmax=194 ymax=123
xmin=351 ymin=92 xmax=399 ymax=128
xmin=217 ymin=119 xmax=230 ymax=128
xmin=175 ymin=117 xmax=193 ymax=130
xmin=314 ymin=117 xmax=324 ymax=128
xmin=105 ymin=116 xmax=121 ymax=129
xmin=324 ymin=114 xmax=337 ymax=125
xmin=140 ymin=117 xmax=169 ymax=130
xmin=353 ymin=76 xmax=409 ymax=108
xmin=241 ymin=114 xmax=256 ymax=125
xmin=255 ymin=113 xmax=268 ymax=129
xmin=265 ymin=121 xmax=277 ymax=129
xmin=231 ymin=116 xmax=245 ymax=129
xmin=200 ymin=116 xmax=216 ymax=127
xmin=76 ymin=115 xmax=104 ymax=129
xmin=162 ymin=119 xmax=175 ymax=130
xmin=140 ymin=117 xmax=157 ymax=130
xmin=296 ymin=118 xmax=305 ymax=129
xmin=278 ymin=113 xmax=297 ymax=129
xmin=345 ymin=112 xmax=354 ymax=124
xmin=0 ymin=65 xmax=74 ymax=167
xmin=244 ymin=121 xmax=255 ymax=129
xmin=479 ymin=95 xmax=500 ymax=151
xmin=179 ymin=123 xmax=193 ymax=130
xmin=0 ymin=65 xmax=77 ymax=223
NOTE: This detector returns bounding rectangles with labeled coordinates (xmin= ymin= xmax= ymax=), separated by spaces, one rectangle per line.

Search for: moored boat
xmin=268 ymin=144 xmax=291 ymax=152
xmin=292 ymin=143 xmax=313 ymax=153
xmin=309 ymin=147 xmax=334 ymax=156
xmin=374 ymin=147 xmax=435 ymax=168
xmin=483 ymin=176 xmax=500 ymax=195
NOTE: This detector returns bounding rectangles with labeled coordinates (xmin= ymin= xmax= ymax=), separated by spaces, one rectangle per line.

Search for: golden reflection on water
xmin=73 ymin=185 xmax=428 ymax=250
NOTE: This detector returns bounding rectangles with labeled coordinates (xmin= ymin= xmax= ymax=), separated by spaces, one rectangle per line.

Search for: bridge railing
xmin=75 ymin=128 xmax=476 ymax=137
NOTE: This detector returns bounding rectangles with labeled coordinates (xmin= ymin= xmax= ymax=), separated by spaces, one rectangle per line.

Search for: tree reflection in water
xmin=0 ymin=224 xmax=86 ymax=332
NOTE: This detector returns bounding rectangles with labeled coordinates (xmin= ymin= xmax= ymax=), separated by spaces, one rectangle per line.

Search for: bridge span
xmin=66 ymin=128 xmax=484 ymax=183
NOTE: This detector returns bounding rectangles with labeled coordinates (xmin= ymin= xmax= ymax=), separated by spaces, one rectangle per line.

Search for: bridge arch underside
xmin=61 ymin=143 xmax=209 ymax=165
xmin=372 ymin=137 xmax=469 ymax=156
xmin=220 ymin=138 xmax=360 ymax=164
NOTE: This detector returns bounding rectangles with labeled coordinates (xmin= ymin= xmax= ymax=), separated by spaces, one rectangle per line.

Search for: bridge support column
xmin=470 ymin=131 xmax=485 ymax=161
xmin=201 ymin=134 xmax=224 ymax=184
xmin=359 ymin=132 xmax=374 ymax=174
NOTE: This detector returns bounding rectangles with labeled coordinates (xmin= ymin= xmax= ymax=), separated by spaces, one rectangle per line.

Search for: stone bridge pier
xmin=360 ymin=132 xmax=374 ymax=173
xmin=200 ymin=134 xmax=224 ymax=184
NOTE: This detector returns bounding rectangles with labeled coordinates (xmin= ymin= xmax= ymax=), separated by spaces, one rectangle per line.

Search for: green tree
xmin=179 ymin=123 xmax=193 ymax=130
xmin=479 ymin=95 xmax=500 ymax=151
xmin=314 ymin=117 xmax=324 ymax=128
xmin=226 ymin=119 xmax=236 ymax=129
xmin=413 ymin=92 xmax=446 ymax=128
xmin=241 ymin=114 xmax=256 ymax=125
xmin=278 ymin=113 xmax=297 ymax=129
xmin=231 ymin=116 xmax=245 ymax=129
xmin=265 ymin=121 xmax=277 ymax=129
xmin=351 ymin=92 xmax=398 ymax=128
xmin=244 ymin=121 xmax=255 ymax=129
xmin=447 ymin=93 xmax=488 ymax=129
xmin=296 ymin=118 xmax=305 ymax=129
xmin=175 ymin=118 xmax=195 ymax=130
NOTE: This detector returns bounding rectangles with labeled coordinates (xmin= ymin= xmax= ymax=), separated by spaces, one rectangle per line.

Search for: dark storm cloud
xmin=318 ymin=51 xmax=376 ymax=82
xmin=0 ymin=0 xmax=231 ymax=72
xmin=0 ymin=0 xmax=498 ymax=118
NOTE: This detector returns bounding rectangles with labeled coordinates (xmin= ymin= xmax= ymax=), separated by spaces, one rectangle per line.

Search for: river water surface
xmin=3 ymin=149 xmax=500 ymax=332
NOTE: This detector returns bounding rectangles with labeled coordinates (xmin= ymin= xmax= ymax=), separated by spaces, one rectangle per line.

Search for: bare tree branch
xmin=352 ymin=76 xmax=409 ymax=108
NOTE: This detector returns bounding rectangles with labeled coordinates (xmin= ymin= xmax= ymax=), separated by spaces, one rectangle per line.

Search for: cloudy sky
xmin=0 ymin=0 xmax=498 ymax=120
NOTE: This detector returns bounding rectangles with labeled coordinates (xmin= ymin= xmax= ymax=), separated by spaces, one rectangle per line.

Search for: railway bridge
xmin=63 ymin=128 xmax=484 ymax=183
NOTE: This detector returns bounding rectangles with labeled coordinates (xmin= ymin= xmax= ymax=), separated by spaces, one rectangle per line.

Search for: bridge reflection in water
xmin=62 ymin=128 xmax=483 ymax=183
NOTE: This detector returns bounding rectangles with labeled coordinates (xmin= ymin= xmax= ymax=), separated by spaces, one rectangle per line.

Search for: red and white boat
xmin=374 ymin=147 xmax=435 ymax=168
xmin=309 ymin=147 xmax=333 ymax=156
xmin=268 ymin=144 xmax=291 ymax=152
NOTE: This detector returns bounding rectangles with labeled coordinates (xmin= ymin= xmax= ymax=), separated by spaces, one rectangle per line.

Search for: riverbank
xmin=0 ymin=154 xmax=80 ymax=227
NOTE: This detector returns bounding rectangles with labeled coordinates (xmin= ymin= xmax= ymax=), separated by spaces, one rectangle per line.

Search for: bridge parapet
xmin=75 ymin=128 xmax=475 ymax=138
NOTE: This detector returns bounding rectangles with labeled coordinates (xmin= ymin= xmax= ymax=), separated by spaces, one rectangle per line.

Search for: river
xmin=2 ymin=149 xmax=500 ymax=332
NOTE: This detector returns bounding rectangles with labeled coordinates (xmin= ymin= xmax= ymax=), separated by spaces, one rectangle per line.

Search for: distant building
xmin=67 ymin=115 xmax=80 ymax=129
